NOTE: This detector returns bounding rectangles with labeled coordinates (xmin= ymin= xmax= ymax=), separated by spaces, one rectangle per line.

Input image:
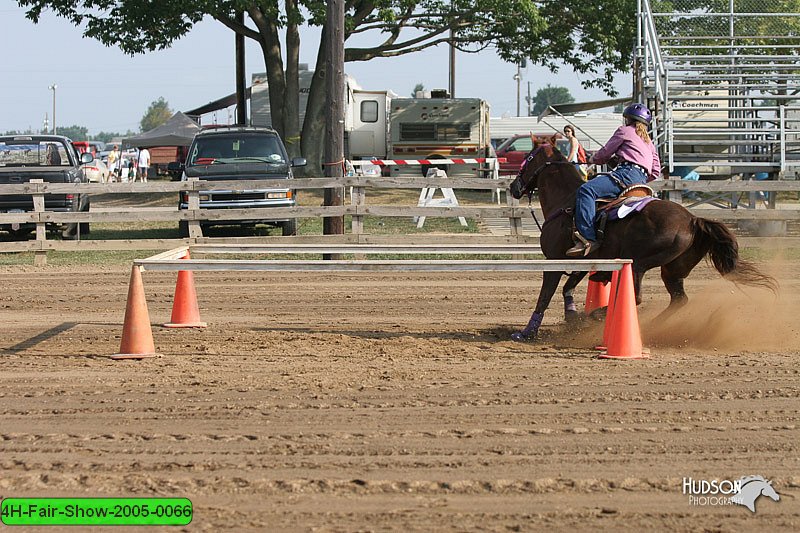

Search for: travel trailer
xmin=251 ymin=73 xmax=491 ymax=177
xmin=386 ymin=92 xmax=491 ymax=178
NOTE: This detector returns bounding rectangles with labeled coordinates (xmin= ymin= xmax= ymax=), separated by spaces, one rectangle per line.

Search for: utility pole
xmin=48 ymin=84 xmax=57 ymax=134
xmin=527 ymin=82 xmax=532 ymax=117
xmin=235 ymin=12 xmax=247 ymax=125
xmin=323 ymin=0 xmax=345 ymax=244
xmin=449 ymin=29 xmax=456 ymax=98
xmin=513 ymin=66 xmax=521 ymax=117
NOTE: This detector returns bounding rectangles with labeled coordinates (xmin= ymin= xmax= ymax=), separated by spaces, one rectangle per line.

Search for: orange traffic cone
xmin=600 ymin=264 xmax=647 ymax=359
xmin=163 ymin=252 xmax=206 ymax=328
xmin=584 ymin=271 xmax=610 ymax=314
xmin=111 ymin=265 xmax=159 ymax=360
xmin=595 ymin=269 xmax=619 ymax=351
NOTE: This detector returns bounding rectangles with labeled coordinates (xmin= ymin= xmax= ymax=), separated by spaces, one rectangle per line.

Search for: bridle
xmin=515 ymin=145 xmax=573 ymax=232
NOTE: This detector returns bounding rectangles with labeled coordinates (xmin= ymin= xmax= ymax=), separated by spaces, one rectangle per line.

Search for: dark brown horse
xmin=508 ymin=138 xmax=777 ymax=340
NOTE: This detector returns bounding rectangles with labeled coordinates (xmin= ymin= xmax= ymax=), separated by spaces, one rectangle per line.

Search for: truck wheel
xmin=280 ymin=219 xmax=297 ymax=236
xmin=9 ymin=228 xmax=33 ymax=241
xmin=179 ymin=221 xmax=189 ymax=238
xmin=63 ymin=193 xmax=91 ymax=239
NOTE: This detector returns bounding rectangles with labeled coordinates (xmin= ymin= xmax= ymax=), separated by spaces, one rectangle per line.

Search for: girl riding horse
xmin=567 ymin=103 xmax=660 ymax=257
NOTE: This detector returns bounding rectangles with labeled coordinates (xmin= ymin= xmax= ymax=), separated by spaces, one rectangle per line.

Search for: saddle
xmin=590 ymin=183 xmax=655 ymax=246
xmin=596 ymin=184 xmax=654 ymax=213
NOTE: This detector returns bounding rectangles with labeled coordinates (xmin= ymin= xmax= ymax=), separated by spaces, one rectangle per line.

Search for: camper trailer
xmin=251 ymin=74 xmax=490 ymax=177
xmin=250 ymin=68 xmax=387 ymax=161
xmin=345 ymin=89 xmax=395 ymax=161
xmin=388 ymin=93 xmax=491 ymax=178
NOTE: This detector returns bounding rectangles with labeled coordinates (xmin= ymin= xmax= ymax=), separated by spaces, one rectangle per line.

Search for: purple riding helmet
xmin=623 ymin=103 xmax=652 ymax=126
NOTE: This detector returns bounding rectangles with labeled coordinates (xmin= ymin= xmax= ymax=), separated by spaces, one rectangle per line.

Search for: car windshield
xmin=188 ymin=133 xmax=286 ymax=166
xmin=0 ymin=140 xmax=71 ymax=167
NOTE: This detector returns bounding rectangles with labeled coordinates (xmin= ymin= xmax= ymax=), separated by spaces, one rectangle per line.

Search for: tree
xmin=411 ymin=83 xmax=425 ymax=98
xmin=140 ymin=97 xmax=173 ymax=132
xmin=58 ymin=125 xmax=89 ymax=140
xmin=532 ymin=85 xmax=575 ymax=116
xmin=17 ymin=1 xmax=635 ymax=170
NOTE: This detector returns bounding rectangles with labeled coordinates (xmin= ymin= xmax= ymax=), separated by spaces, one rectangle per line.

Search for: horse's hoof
xmin=564 ymin=310 xmax=581 ymax=323
xmin=511 ymin=331 xmax=531 ymax=342
xmin=589 ymin=307 xmax=608 ymax=321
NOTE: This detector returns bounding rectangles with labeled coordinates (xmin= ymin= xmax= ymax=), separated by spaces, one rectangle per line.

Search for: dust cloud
xmin=643 ymin=260 xmax=799 ymax=351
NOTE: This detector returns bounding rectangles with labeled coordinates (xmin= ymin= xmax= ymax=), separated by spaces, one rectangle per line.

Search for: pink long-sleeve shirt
xmin=589 ymin=125 xmax=661 ymax=180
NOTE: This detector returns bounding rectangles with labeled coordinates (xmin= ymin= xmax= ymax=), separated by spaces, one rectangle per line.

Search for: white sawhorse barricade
xmin=416 ymin=168 xmax=467 ymax=229
xmin=350 ymin=157 xmax=505 ymax=228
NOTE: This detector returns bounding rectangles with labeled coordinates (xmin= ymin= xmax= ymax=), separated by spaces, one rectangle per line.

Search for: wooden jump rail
xmin=135 ymin=244 xmax=626 ymax=272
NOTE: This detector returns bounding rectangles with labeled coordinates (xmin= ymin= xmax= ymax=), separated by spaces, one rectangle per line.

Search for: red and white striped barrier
xmin=350 ymin=158 xmax=505 ymax=166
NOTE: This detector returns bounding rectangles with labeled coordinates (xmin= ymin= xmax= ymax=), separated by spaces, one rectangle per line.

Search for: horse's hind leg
xmin=562 ymin=271 xmax=587 ymax=322
xmin=633 ymin=268 xmax=647 ymax=306
xmin=655 ymin=245 xmax=707 ymax=318
xmin=656 ymin=265 xmax=692 ymax=319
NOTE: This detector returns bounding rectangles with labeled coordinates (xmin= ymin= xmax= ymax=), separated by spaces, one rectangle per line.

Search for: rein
xmin=516 ymin=147 xmax=573 ymax=232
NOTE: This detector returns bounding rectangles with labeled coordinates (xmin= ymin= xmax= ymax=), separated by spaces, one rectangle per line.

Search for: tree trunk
xmin=301 ymin=26 xmax=328 ymax=177
xmin=250 ymin=8 xmax=286 ymax=139
xmin=284 ymin=0 xmax=301 ymax=158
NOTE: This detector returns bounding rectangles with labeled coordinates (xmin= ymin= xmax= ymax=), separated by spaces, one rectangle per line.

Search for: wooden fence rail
xmin=1 ymin=177 xmax=799 ymax=262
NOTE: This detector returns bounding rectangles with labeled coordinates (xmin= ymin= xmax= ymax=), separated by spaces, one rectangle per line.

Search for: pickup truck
xmin=172 ymin=126 xmax=306 ymax=237
xmin=495 ymin=133 xmax=571 ymax=175
xmin=0 ymin=135 xmax=92 ymax=239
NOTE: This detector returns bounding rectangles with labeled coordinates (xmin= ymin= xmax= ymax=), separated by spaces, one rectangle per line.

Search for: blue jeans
xmin=574 ymin=164 xmax=648 ymax=241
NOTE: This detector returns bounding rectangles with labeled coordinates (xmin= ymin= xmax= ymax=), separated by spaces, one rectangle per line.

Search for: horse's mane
xmin=529 ymin=137 xmax=585 ymax=209
xmin=739 ymin=475 xmax=769 ymax=486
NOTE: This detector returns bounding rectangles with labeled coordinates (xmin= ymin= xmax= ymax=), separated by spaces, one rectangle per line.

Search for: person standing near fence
xmin=137 ymin=147 xmax=150 ymax=182
xmin=107 ymin=145 xmax=119 ymax=182
xmin=563 ymin=125 xmax=588 ymax=180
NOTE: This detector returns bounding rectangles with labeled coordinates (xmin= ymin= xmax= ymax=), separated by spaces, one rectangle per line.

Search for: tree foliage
xmin=17 ymin=1 xmax=637 ymax=166
xmin=532 ymin=85 xmax=575 ymax=116
xmin=411 ymin=83 xmax=425 ymax=98
xmin=140 ymin=97 xmax=173 ymax=132
xmin=57 ymin=125 xmax=89 ymax=140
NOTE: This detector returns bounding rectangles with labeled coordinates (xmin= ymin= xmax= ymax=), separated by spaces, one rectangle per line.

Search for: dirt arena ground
xmin=0 ymin=259 xmax=798 ymax=531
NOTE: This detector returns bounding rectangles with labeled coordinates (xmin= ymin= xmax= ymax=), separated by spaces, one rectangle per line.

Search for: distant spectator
xmin=563 ymin=125 xmax=588 ymax=180
xmin=673 ymin=166 xmax=701 ymax=200
xmin=124 ymin=158 xmax=135 ymax=182
xmin=107 ymin=145 xmax=120 ymax=181
xmin=137 ymin=147 xmax=150 ymax=182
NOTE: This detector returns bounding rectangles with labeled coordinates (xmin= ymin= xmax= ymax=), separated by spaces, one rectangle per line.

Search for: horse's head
xmin=761 ymin=481 xmax=781 ymax=502
xmin=509 ymin=135 xmax=566 ymax=200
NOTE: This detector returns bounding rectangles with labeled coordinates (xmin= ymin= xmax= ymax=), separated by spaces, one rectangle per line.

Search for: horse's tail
xmin=692 ymin=217 xmax=778 ymax=293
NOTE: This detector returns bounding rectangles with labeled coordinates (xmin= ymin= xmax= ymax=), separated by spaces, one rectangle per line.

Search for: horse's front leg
xmin=562 ymin=271 xmax=587 ymax=322
xmin=512 ymin=271 xmax=563 ymax=341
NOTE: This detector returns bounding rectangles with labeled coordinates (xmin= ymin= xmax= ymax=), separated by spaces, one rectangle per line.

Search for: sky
xmin=1 ymin=2 xmax=631 ymax=136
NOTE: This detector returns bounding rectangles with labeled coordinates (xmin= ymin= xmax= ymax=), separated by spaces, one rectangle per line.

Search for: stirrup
xmin=566 ymin=232 xmax=598 ymax=257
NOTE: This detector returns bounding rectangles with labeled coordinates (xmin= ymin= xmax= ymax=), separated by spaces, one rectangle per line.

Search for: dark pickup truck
xmin=172 ymin=126 xmax=306 ymax=236
xmin=0 ymin=135 xmax=92 ymax=239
